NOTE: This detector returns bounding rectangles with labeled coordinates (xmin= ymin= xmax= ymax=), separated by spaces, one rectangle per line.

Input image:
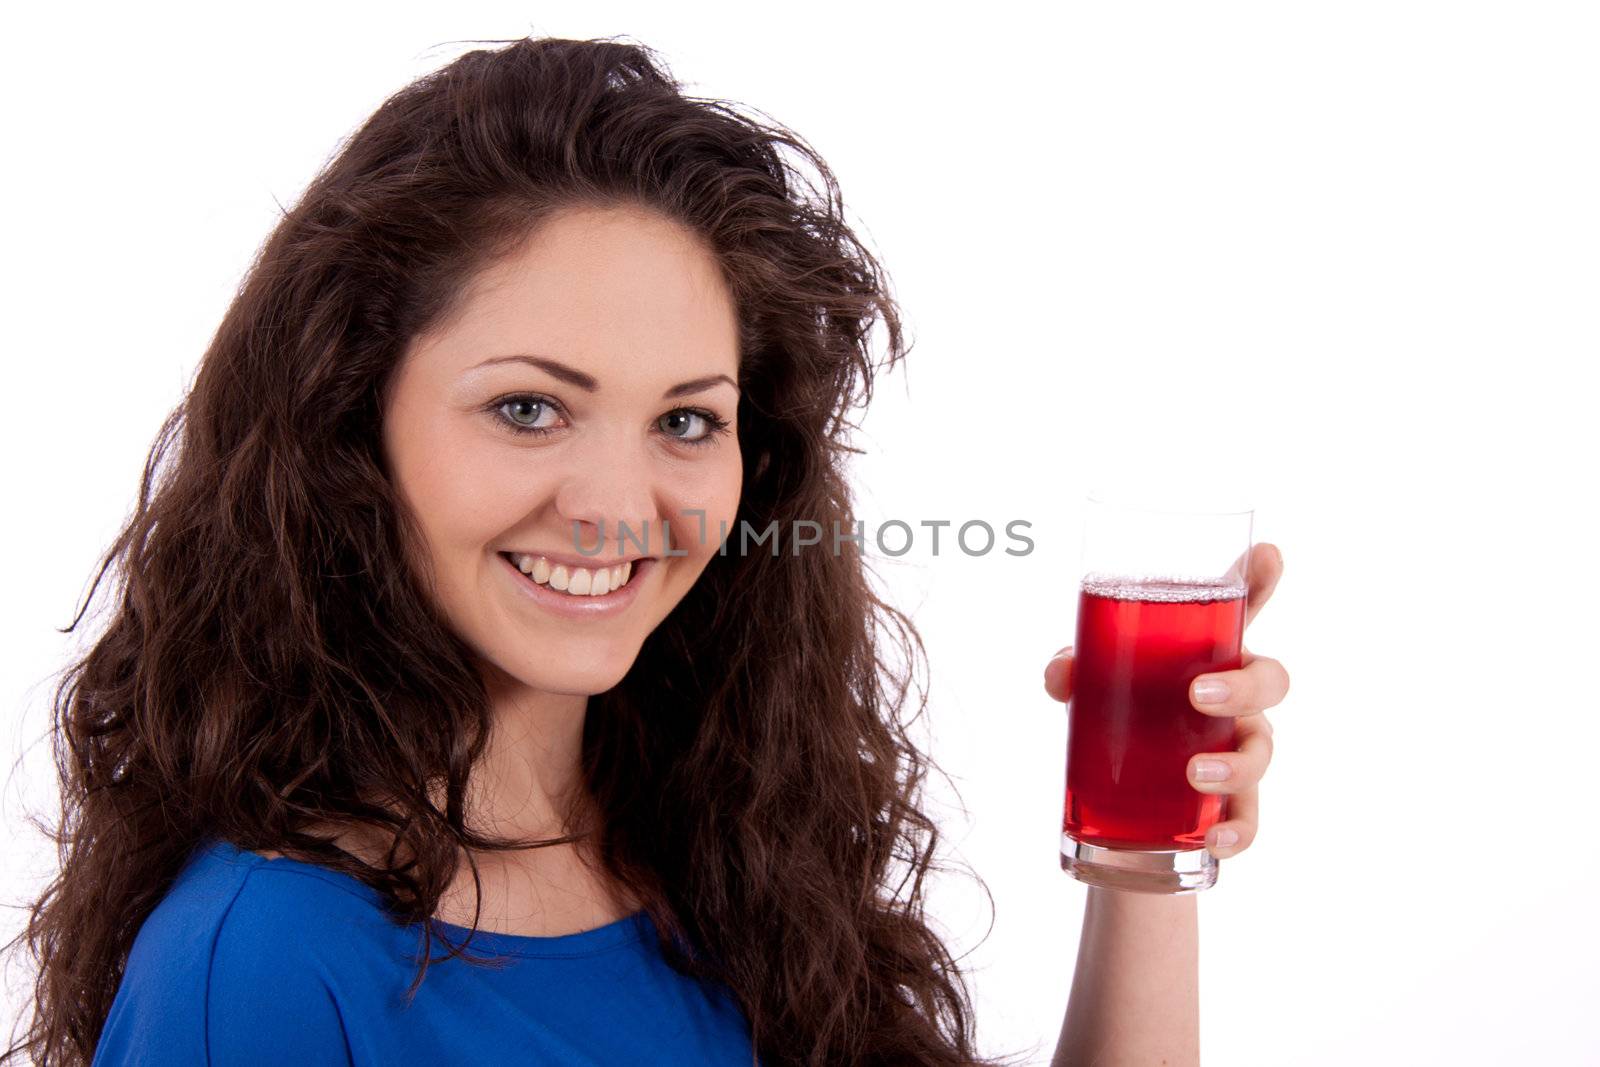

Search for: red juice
xmin=1063 ymin=576 xmax=1246 ymax=851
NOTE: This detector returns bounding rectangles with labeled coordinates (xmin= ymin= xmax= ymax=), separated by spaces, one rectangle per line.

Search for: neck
xmin=467 ymin=672 xmax=594 ymax=845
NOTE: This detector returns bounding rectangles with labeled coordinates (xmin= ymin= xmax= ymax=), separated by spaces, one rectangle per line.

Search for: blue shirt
xmin=91 ymin=838 xmax=757 ymax=1065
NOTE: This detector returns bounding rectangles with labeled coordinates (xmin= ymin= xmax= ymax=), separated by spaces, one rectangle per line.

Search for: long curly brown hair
xmin=2 ymin=36 xmax=1025 ymax=1067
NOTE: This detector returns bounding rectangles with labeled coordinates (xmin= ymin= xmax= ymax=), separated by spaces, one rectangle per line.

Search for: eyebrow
xmin=469 ymin=354 xmax=739 ymax=399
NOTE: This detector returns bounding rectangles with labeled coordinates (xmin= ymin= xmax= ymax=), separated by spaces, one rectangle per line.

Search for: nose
xmin=554 ymin=452 xmax=660 ymax=558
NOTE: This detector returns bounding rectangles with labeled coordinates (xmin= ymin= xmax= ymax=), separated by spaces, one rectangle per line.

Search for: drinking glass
xmin=1060 ymin=491 xmax=1254 ymax=894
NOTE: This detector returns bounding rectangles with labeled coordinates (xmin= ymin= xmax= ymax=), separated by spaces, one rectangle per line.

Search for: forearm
xmin=1050 ymin=887 xmax=1200 ymax=1067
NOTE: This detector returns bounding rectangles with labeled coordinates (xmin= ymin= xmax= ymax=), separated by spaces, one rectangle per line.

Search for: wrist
xmin=1086 ymin=885 xmax=1199 ymax=914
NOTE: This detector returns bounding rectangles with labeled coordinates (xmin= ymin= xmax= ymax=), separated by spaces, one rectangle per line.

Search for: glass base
xmin=1060 ymin=833 xmax=1217 ymax=894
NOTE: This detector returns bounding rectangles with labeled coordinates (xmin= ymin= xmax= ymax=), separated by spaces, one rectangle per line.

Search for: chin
xmin=529 ymin=665 xmax=632 ymax=697
xmin=484 ymin=643 xmax=638 ymax=697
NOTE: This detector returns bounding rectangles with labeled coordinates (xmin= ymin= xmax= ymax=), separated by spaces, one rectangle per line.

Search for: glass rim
xmin=1085 ymin=489 xmax=1254 ymax=517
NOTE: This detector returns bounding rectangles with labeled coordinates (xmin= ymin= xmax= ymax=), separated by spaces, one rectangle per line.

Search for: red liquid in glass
xmin=1063 ymin=576 xmax=1246 ymax=851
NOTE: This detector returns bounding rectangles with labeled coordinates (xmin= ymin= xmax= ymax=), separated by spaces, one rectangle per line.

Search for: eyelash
xmin=487 ymin=392 xmax=732 ymax=448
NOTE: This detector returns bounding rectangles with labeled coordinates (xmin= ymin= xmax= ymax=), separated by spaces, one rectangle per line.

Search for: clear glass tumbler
xmin=1060 ymin=491 xmax=1254 ymax=894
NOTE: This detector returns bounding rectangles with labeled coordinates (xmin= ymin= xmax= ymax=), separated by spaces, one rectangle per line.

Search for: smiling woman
xmin=384 ymin=204 xmax=746 ymax=695
xmin=1 ymin=34 xmax=1027 ymax=1067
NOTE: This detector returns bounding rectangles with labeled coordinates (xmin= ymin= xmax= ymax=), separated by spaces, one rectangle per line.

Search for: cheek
xmin=387 ymin=419 xmax=547 ymax=587
xmin=649 ymin=470 xmax=734 ymax=566
xmin=400 ymin=439 xmax=523 ymax=541
xmin=679 ymin=452 xmax=743 ymax=557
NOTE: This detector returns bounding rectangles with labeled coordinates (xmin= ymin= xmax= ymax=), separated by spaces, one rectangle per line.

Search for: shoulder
xmin=132 ymin=838 xmax=381 ymax=980
xmin=93 ymin=839 xmax=366 ymax=1067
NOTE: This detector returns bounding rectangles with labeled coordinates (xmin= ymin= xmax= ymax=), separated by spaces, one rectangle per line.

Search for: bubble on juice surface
xmin=1081 ymin=573 xmax=1246 ymax=603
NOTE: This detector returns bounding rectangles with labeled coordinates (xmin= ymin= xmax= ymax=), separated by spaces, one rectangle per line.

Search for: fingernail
xmin=1212 ymin=828 xmax=1239 ymax=849
xmin=1050 ymin=647 xmax=1073 ymax=662
xmin=1191 ymin=759 xmax=1231 ymax=783
xmin=1193 ymin=679 xmax=1230 ymax=704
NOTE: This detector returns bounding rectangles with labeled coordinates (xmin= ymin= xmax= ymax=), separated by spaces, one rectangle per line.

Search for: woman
xmin=3 ymin=36 xmax=1288 ymax=1066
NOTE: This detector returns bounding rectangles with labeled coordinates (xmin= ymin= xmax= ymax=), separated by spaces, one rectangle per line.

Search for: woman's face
xmin=383 ymin=203 xmax=743 ymax=696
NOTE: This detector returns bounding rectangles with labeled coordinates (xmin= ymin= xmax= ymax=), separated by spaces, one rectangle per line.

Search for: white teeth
xmin=507 ymin=553 xmax=637 ymax=597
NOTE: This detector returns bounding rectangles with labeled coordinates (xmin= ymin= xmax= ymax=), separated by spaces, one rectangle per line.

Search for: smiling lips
xmin=503 ymin=552 xmax=634 ymax=597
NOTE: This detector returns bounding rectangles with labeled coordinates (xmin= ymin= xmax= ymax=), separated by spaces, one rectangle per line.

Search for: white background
xmin=5 ymin=3 xmax=1597 ymax=1064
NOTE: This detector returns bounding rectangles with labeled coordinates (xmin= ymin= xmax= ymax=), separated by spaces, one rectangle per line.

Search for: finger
xmin=1241 ymin=704 xmax=1274 ymax=739
xmin=1207 ymin=784 xmax=1259 ymax=858
xmin=1188 ymin=714 xmax=1273 ymax=794
xmin=1190 ymin=654 xmax=1291 ymax=718
xmin=1220 ymin=542 xmax=1283 ymax=629
xmin=1043 ymin=646 xmax=1073 ymax=704
xmin=1243 ymin=542 xmax=1282 ymax=630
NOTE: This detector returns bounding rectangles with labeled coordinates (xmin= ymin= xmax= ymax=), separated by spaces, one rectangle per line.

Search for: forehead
xmin=420 ymin=204 xmax=740 ymax=380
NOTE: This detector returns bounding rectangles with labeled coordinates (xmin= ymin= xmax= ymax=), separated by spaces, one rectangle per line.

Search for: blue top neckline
xmin=203 ymin=837 xmax=651 ymax=958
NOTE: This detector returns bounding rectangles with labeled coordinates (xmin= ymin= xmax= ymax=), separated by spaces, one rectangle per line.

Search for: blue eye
xmin=494 ymin=396 xmax=563 ymax=435
xmin=659 ymin=409 xmax=718 ymax=443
